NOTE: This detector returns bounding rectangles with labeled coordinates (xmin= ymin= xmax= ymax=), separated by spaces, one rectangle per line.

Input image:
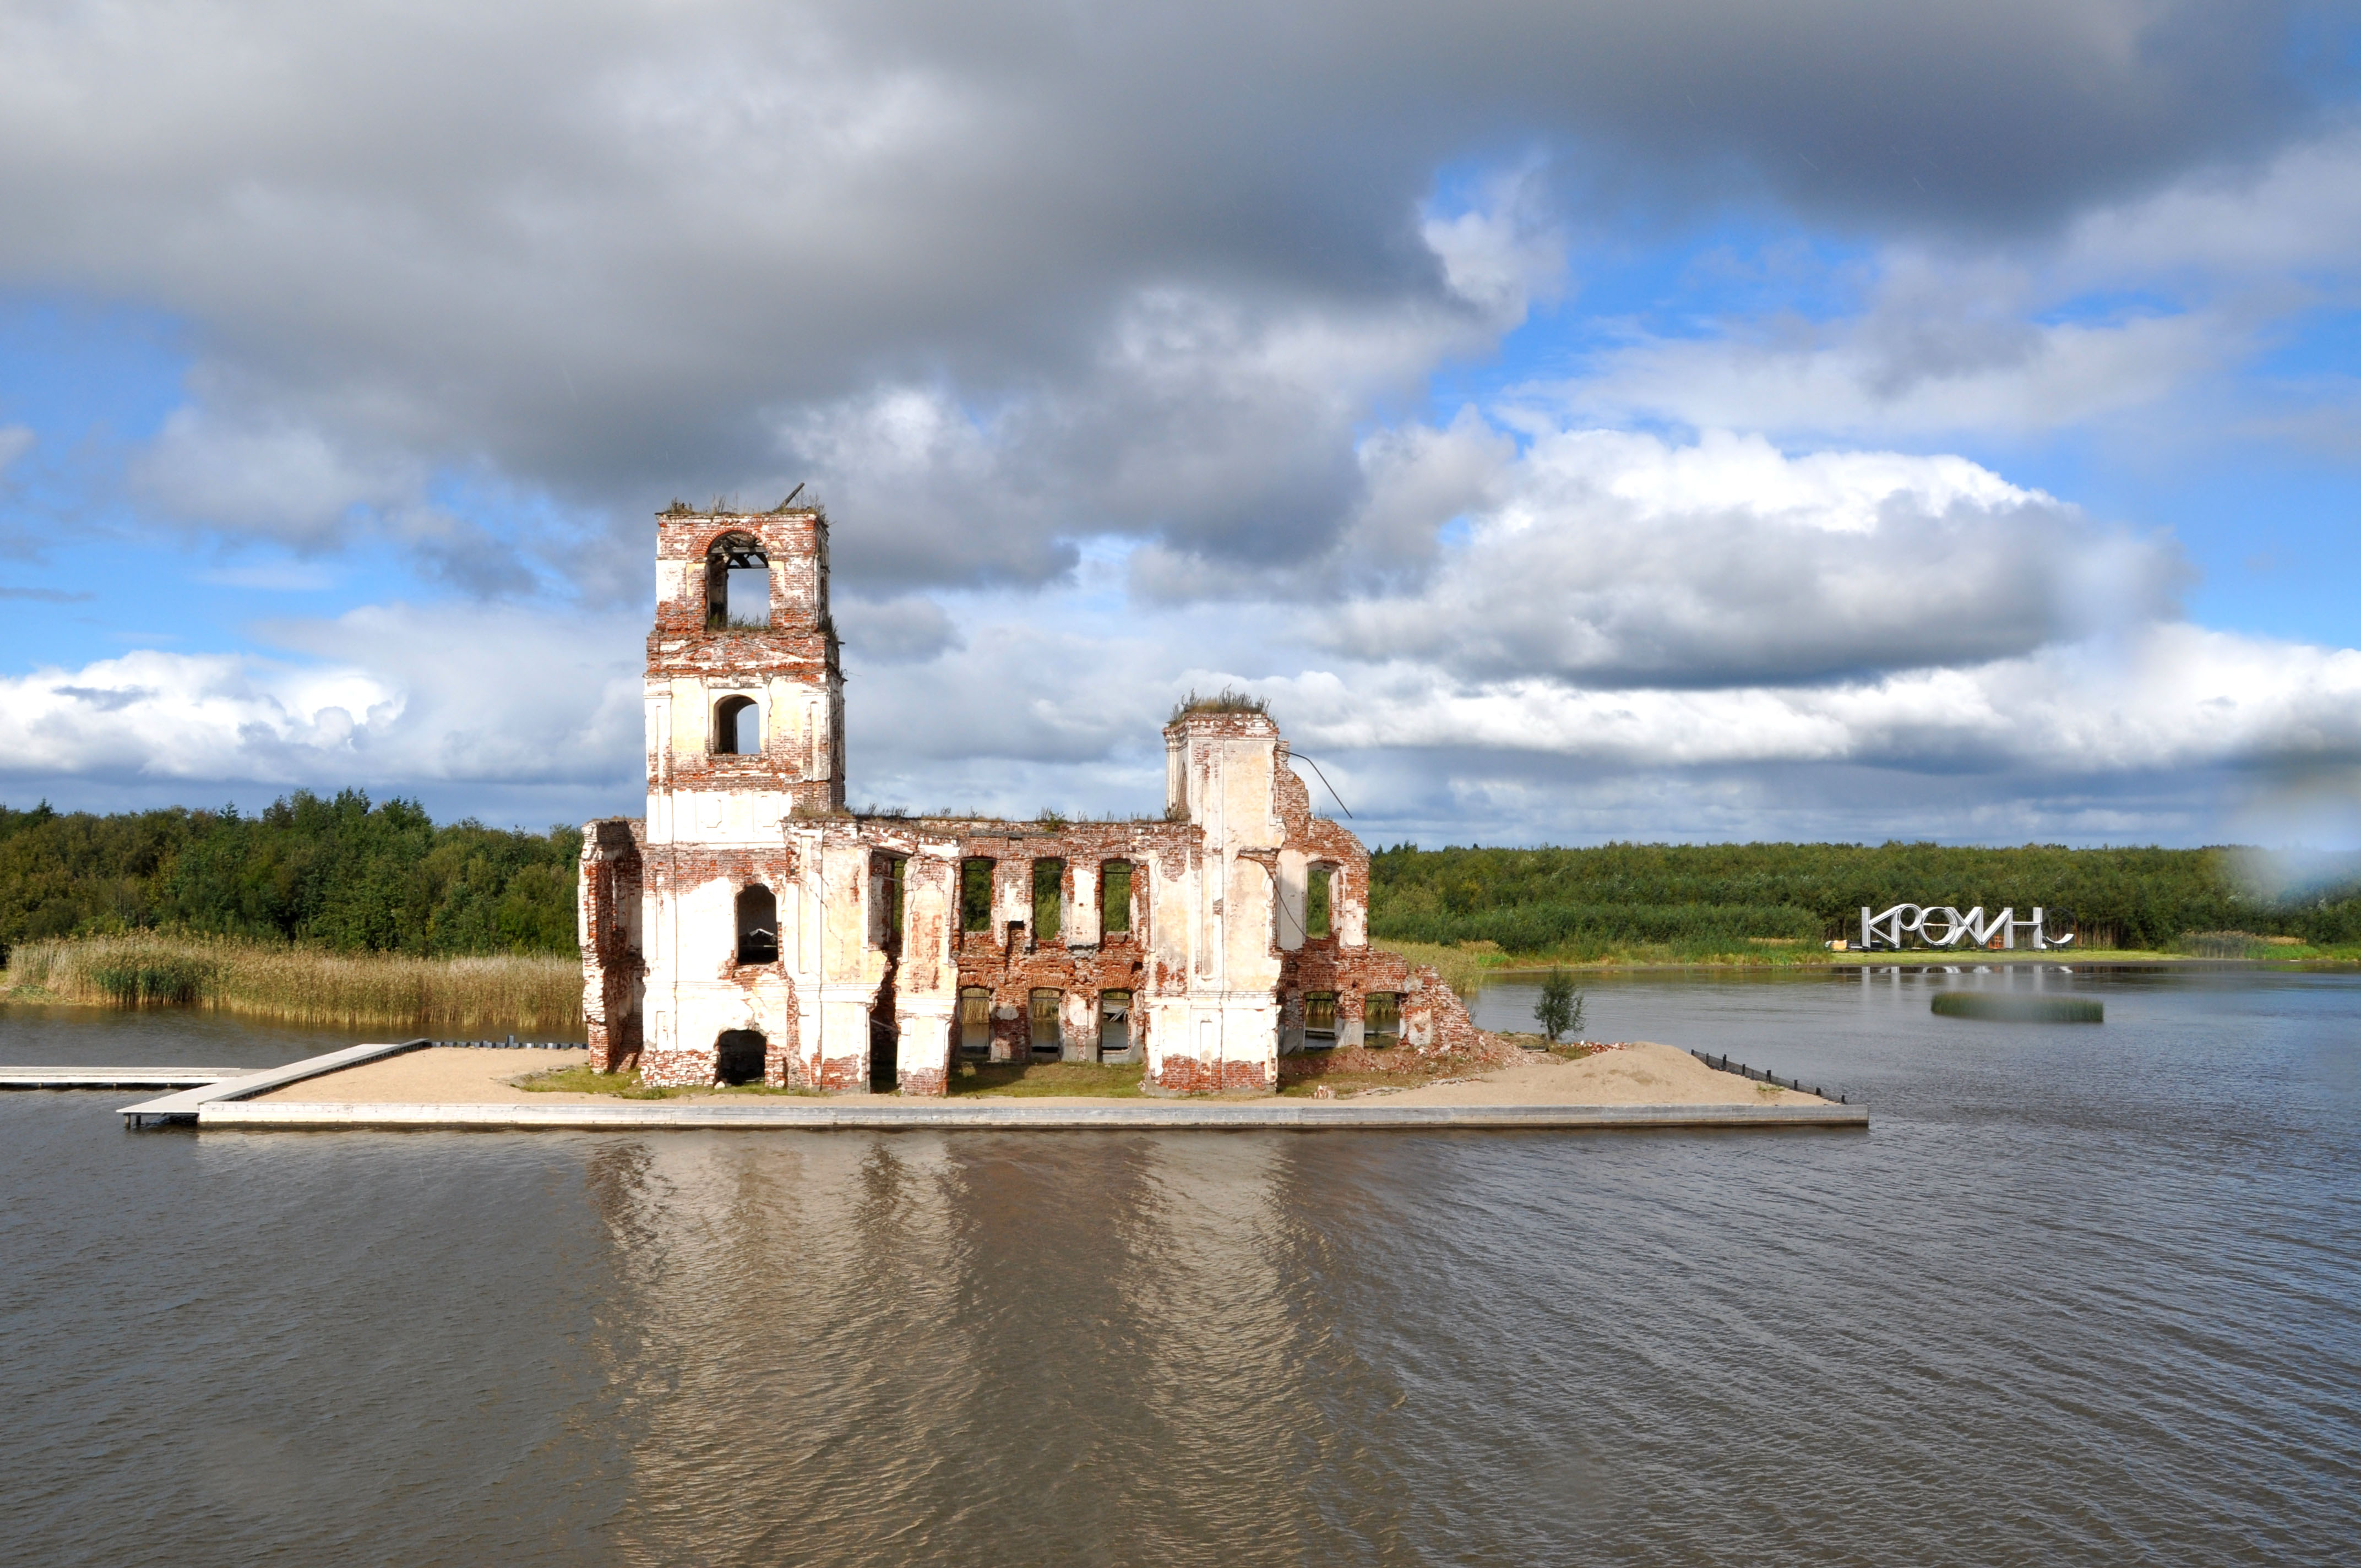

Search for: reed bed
xmin=2 ymin=933 xmax=583 ymax=1035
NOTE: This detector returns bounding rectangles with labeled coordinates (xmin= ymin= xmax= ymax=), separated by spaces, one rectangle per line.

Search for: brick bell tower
xmin=593 ymin=497 xmax=845 ymax=1085
xmin=644 ymin=498 xmax=844 ymax=817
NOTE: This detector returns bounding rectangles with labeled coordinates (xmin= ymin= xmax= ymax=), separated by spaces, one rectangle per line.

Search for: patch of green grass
xmin=949 ymin=1059 xmax=1145 ymax=1097
xmin=515 ymin=1064 xmax=686 ymax=1098
xmin=511 ymin=1064 xmax=824 ymax=1098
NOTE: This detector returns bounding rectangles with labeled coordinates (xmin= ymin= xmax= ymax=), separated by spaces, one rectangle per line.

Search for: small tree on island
xmin=1533 ymin=967 xmax=1584 ymax=1043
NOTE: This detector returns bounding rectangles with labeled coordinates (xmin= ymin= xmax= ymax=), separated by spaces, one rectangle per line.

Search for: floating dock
xmin=3 ymin=1066 xmax=249 ymax=1091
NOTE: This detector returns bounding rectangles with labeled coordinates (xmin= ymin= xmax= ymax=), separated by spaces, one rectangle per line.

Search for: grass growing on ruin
xmin=1 ymin=933 xmax=583 ymax=1033
xmin=511 ymin=1064 xmax=825 ymax=1098
xmin=949 ymin=1059 xmax=1146 ymax=1097
xmin=1373 ymin=939 xmax=1499 ymax=997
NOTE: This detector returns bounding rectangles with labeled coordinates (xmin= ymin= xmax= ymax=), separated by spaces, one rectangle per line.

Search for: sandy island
xmin=250 ymin=1041 xmax=1828 ymax=1109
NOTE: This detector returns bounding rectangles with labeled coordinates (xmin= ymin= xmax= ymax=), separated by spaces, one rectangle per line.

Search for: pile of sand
xmin=1369 ymin=1041 xmax=1824 ymax=1107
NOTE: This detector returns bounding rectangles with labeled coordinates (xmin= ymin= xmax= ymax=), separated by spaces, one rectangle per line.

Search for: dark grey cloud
xmin=0 ymin=0 xmax=2327 ymax=594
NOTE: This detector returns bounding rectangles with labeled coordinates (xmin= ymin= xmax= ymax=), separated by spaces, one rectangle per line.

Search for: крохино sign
xmin=1858 ymin=905 xmax=2074 ymax=951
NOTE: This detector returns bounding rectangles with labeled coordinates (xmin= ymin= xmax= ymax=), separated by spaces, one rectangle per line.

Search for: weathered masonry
xmin=579 ymin=500 xmax=1476 ymax=1095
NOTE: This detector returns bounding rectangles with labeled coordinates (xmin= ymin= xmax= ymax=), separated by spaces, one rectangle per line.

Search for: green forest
xmin=1369 ymin=841 xmax=2361 ymax=957
xmin=0 ymin=791 xmax=581 ymax=962
xmin=10 ymin=791 xmax=2361 ymax=967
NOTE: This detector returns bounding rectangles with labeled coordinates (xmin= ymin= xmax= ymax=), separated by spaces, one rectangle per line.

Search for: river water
xmin=3 ymin=967 xmax=2356 ymax=1566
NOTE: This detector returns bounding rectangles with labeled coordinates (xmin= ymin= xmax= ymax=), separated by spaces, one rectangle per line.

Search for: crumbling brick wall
xmin=580 ymin=818 xmax=645 ymax=1071
xmin=934 ymin=818 xmax=1196 ymax=1064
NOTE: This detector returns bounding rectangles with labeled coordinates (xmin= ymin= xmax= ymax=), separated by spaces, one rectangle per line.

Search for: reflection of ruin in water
xmin=571 ymin=1132 xmax=1430 ymax=1561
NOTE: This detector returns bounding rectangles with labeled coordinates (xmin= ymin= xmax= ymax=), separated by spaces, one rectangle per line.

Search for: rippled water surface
xmin=4 ymin=969 xmax=2358 ymax=1566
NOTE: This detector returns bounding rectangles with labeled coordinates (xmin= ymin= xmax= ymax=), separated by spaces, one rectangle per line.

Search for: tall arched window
xmin=715 ymin=695 xmax=759 ymax=755
xmin=737 ymin=884 xmax=779 ymax=964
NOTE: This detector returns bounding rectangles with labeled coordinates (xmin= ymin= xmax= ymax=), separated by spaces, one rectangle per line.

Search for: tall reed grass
xmin=2 ymin=933 xmax=582 ymax=1035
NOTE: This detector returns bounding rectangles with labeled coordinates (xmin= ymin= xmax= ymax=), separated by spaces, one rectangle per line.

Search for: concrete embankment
xmin=199 ymin=1098 xmax=1866 ymax=1130
xmin=119 ymin=1038 xmax=1866 ymax=1131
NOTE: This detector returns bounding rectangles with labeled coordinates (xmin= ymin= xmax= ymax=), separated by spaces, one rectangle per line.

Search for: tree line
xmin=0 ymin=791 xmax=581 ymax=963
xmin=1368 ymin=841 xmax=2361 ymax=955
xmin=13 ymin=798 xmax=2361 ymax=967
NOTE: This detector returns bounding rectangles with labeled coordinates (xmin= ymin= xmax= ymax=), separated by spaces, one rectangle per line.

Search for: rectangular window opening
xmin=1032 ymin=859 xmax=1064 ymax=942
xmin=1101 ymin=861 xmax=1133 ymax=936
xmin=959 ymin=987 xmax=993 ymax=1057
xmin=1365 ymin=992 xmax=1399 ymax=1049
xmin=1098 ymin=989 xmax=1131 ymax=1058
xmin=1306 ymin=864 xmax=1333 ymax=941
xmin=1304 ymin=991 xmax=1337 ymax=1044
xmin=960 ymin=858 xmax=994 ymax=933
xmin=1030 ymin=988 xmax=1063 ymax=1054
xmin=872 ymin=856 xmax=906 ymax=950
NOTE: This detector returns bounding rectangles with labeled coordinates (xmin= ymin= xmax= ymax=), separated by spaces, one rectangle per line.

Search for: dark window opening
xmin=1030 ymin=988 xmax=1062 ymax=1055
xmin=872 ymin=856 xmax=906 ymax=951
xmin=1365 ymin=992 xmax=1399 ymax=1048
xmin=736 ymin=885 xmax=779 ymax=965
xmin=959 ymin=987 xmax=993 ymax=1057
xmin=1307 ymin=864 xmax=1334 ymax=941
xmin=1032 ymin=859 xmax=1064 ymax=942
xmin=960 ymin=858 xmax=994 ymax=933
xmin=716 ymin=1029 xmax=766 ymax=1085
xmin=714 ymin=695 xmax=760 ymax=755
xmin=1098 ymin=989 xmax=1131 ymax=1059
xmin=1101 ymin=861 xmax=1133 ymax=936
xmin=704 ymin=533 xmax=770 ymax=631
xmin=1304 ymin=991 xmax=1337 ymax=1044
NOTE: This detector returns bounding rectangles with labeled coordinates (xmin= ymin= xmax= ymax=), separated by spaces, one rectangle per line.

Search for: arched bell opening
xmin=704 ymin=532 xmax=771 ymax=630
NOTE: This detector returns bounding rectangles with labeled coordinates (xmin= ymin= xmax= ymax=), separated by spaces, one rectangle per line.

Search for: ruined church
xmin=578 ymin=500 xmax=1475 ymax=1094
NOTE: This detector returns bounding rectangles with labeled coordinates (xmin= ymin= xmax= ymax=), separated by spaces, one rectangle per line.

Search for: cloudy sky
xmin=1 ymin=0 xmax=2357 ymax=846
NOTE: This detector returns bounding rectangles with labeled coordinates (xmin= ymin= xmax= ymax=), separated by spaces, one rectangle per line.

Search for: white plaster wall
xmin=668 ymin=678 xmax=705 ymax=758
xmin=1068 ymin=861 xmax=1099 ymax=945
xmin=1223 ymin=856 xmax=1280 ymax=993
xmin=995 ymin=857 xmax=1028 ymax=935
xmin=1274 ymin=849 xmax=1306 ymax=951
xmin=1151 ymin=859 xmax=1192 ymax=978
